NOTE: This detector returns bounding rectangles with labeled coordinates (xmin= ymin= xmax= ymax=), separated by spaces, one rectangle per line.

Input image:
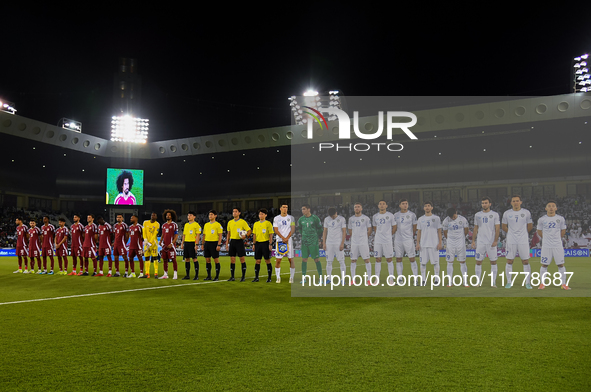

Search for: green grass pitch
xmin=1 ymin=256 xmax=589 ymax=391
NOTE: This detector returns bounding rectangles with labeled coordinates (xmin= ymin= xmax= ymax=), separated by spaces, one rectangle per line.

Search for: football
xmin=239 ymin=230 xmax=247 ymax=239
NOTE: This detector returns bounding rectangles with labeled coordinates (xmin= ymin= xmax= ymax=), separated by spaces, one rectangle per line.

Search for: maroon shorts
xmin=83 ymin=247 xmax=97 ymax=258
xmin=71 ymin=247 xmax=83 ymax=257
xmin=160 ymin=246 xmax=176 ymax=260
xmin=42 ymin=247 xmax=54 ymax=257
xmin=98 ymin=247 xmax=112 ymax=257
xmin=56 ymin=246 xmax=68 ymax=257
xmin=128 ymin=249 xmax=142 ymax=260
xmin=16 ymin=246 xmax=28 ymax=257
xmin=113 ymin=244 xmax=127 ymax=257
xmin=29 ymin=248 xmax=40 ymax=258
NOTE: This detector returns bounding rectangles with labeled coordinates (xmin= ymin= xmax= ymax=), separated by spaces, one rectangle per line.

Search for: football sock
xmin=145 ymin=260 xmax=151 ymax=275
xmin=326 ymin=260 xmax=333 ymax=279
xmin=129 ymin=260 xmax=135 ymax=273
xmin=505 ymin=263 xmax=513 ymax=284
xmin=154 ymin=260 xmax=159 ymax=276
xmin=375 ymin=262 xmax=382 ymax=278
xmin=230 ymin=263 xmax=236 ymax=278
xmin=475 ymin=265 xmax=482 ymax=283
xmin=410 ymin=261 xmax=418 ymax=277
xmin=523 ymin=264 xmax=531 ymax=285
xmin=491 ymin=264 xmax=498 ymax=285
xmin=107 ymin=255 xmax=112 ymax=270
xmin=558 ymin=266 xmax=567 ymax=285
xmin=447 ymin=263 xmax=454 ymax=281
xmin=301 ymin=261 xmax=307 ymax=277
xmin=540 ymin=265 xmax=548 ymax=281
xmin=255 ymin=264 xmax=260 ymax=278
xmin=460 ymin=263 xmax=468 ymax=284
xmin=387 ymin=261 xmax=394 ymax=278
xmin=420 ymin=264 xmax=427 ymax=283
xmin=186 ymin=262 xmax=192 ymax=277
xmin=350 ymin=261 xmax=357 ymax=277
xmin=194 ymin=261 xmax=199 ymax=276
xmin=206 ymin=262 xmax=212 ymax=278
xmin=290 ymin=267 xmax=295 ymax=280
xmin=241 ymin=262 xmax=246 ymax=278
xmin=275 ymin=267 xmax=281 ymax=278
xmin=172 ymin=259 xmax=178 ymax=272
xmin=365 ymin=262 xmax=372 ymax=278
xmin=396 ymin=261 xmax=403 ymax=277
xmin=18 ymin=256 xmax=22 ymax=268
xmin=434 ymin=262 xmax=440 ymax=278
xmin=214 ymin=263 xmax=220 ymax=279
xmin=315 ymin=261 xmax=323 ymax=276
xmin=163 ymin=260 xmax=169 ymax=273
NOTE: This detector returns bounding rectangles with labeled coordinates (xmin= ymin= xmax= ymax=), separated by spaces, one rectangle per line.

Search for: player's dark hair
xmin=446 ymin=208 xmax=457 ymax=218
xmin=378 ymin=200 xmax=387 ymax=204
xmin=163 ymin=209 xmax=177 ymax=222
xmin=424 ymin=201 xmax=433 ymax=207
xmin=131 ymin=214 xmax=138 ymax=219
xmin=88 ymin=214 xmax=95 ymax=220
xmin=116 ymin=213 xmax=123 ymax=218
xmin=116 ymin=170 xmax=134 ymax=193
xmin=74 ymin=213 xmax=81 ymax=219
xmin=511 ymin=194 xmax=522 ymax=201
xmin=96 ymin=215 xmax=104 ymax=222
xmin=209 ymin=209 xmax=217 ymax=216
xmin=42 ymin=215 xmax=49 ymax=220
xmin=59 ymin=217 xmax=66 ymax=222
xmin=233 ymin=206 xmax=241 ymax=213
xmin=547 ymin=199 xmax=557 ymax=206
xmin=301 ymin=204 xmax=311 ymax=210
xmin=328 ymin=207 xmax=337 ymax=216
xmin=16 ymin=217 xmax=23 ymax=222
xmin=187 ymin=211 xmax=196 ymax=216
xmin=354 ymin=202 xmax=362 ymax=206
xmin=399 ymin=198 xmax=408 ymax=204
xmin=481 ymin=196 xmax=492 ymax=204
xmin=258 ymin=208 xmax=268 ymax=215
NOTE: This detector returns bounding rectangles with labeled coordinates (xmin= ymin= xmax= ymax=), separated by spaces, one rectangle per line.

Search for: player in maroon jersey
xmin=159 ymin=209 xmax=179 ymax=280
xmin=14 ymin=217 xmax=29 ymax=273
xmin=96 ymin=216 xmax=114 ymax=277
xmin=70 ymin=214 xmax=84 ymax=275
xmin=55 ymin=218 xmax=70 ymax=275
xmin=28 ymin=219 xmax=42 ymax=274
xmin=127 ymin=214 xmax=143 ymax=278
xmin=113 ymin=213 xmax=129 ymax=277
xmin=40 ymin=216 xmax=56 ymax=275
xmin=82 ymin=214 xmax=99 ymax=276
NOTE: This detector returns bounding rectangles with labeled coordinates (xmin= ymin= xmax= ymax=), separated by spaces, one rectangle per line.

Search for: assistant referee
xmin=181 ymin=211 xmax=201 ymax=280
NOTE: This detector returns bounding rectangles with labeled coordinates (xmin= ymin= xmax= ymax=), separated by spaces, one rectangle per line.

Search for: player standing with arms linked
xmin=70 ymin=214 xmax=84 ymax=276
xmin=501 ymin=195 xmax=533 ymax=289
xmin=160 ymin=209 xmax=179 ymax=280
xmin=442 ymin=208 xmax=469 ymax=287
xmin=29 ymin=219 xmax=42 ymax=274
xmin=273 ymin=204 xmax=296 ymax=283
xmin=297 ymin=205 xmax=324 ymax=284
xmin=348 ymin=203 xmax=373 ymax=285
xmin=537 ymin=200 xmax=571 ymax=290
xmin=40 ymin=216 xmax=56 ymax=275
xmin=393 ymin=199 xmax=418 ymax=284
xmin=113 ymin=214 xmax=129 ymax=277
xmin=372 ymin=201 xmax=397 ymax=285
xmin=54 ymin=218 xmax=70 ymax=275
xmin=323 ymin=207 xmax=347 ymax=283
xmin=83 ymin=214 xmax=99 ymax=276
xmin=14 ymin=217 xmax=29 ymax=273
xmin=127 ymin=215 xmax=143 ymax=278
xmin=416 ymin=201 xmax=443 ymax=286
xmin=471 ymin=197 xmax=500 ymax=287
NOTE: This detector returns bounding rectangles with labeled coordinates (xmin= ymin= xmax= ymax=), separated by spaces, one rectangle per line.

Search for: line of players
xmin=301 ymin=196 xmax=571 ymax=289
xmin=11 ymin=196 xmax=572 ymax=289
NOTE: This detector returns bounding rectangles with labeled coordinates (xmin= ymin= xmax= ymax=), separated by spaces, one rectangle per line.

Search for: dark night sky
xmin=1 ymin=5 xmax=590 ymax=141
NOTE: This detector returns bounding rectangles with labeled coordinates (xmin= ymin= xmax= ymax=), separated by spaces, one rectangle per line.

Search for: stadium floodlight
xmin=0 ymin=99 xmax=17 ymax=114
xmin=303 ymin=90 xmax=318 ymax=96
xmin=573 ymin=53 xmax=591 ymax=92
xmin=58 ymin=118 xmax=82 ymax=133
xmin=288 ymin=89 xmax=344 ymax=125
xmin=110 ymin=115 xmax=149 ymax=143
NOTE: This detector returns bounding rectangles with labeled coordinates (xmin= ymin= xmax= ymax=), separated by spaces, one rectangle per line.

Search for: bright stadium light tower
xmin=573 ymin=53 xmax=591 ymax=93
xmin=110 ymin=115 xmax=149 ymax=143
xmin=288 ymin=89 xmax=343 ymax=125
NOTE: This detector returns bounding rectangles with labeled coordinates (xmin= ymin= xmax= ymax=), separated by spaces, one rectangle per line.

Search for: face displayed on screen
xmin=107 ymin=168 xmax=143 ymax=206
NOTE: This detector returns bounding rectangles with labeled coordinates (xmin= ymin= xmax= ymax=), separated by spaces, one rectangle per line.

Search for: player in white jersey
xmin=323 ymin=207 xmax=347 ymax=283
xmin=273 ymin=204 xmax=296 ymax=283
xmin=471 ymin=197 xmax=500 ymax=287
xmin=416 ymin=201 xmax=442 ymax=286
xmin=394 ymin=199 xmax=417 ymax=284
xmin=372 ymin=200 xmax=397 ymax=285
xmin=348 ymin=203 xmax=372 ymax=284
xmin=501 ymin=195 xmax=533 ymax=289
xmin=537 ymin=200 xmax=570 ymax=290
xmin=442 ymin=208 xmax=469 ymax=287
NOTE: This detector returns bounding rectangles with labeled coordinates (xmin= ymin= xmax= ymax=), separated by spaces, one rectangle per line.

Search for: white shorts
xmin=374 ymin=242 xmax=394 ymax=258
xmin=445 ymin=245 xmax=466 ymax=262
xmin=326 ymin=244 xmax=345 ymax=262
xmin=420 ymin=248 xmax=439 ymax=265
xmin=540 ymin=248 xmax=565 ymax=266
xmin=394 ymin=240 xmax=415 ymax=259
xmin=275 ymin=238 xmax=293 ymax=259
xmin=350 ymin=243 xmax=370 ymax=260
xmin=475 ymin=243 xmax=498 ymax=262
xmin=506 ymin=243 xmax=530 ymax=260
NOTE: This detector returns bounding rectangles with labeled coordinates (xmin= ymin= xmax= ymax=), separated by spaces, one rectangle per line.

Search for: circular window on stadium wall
xmin=83 ymin=140 xmax=90 ymax=148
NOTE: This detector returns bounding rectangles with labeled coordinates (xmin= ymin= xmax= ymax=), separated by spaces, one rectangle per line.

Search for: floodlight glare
xmin=110 ymin=115 xmax=149 ymax=143
xmin=303 ymin=90 xmax=318 ymax=96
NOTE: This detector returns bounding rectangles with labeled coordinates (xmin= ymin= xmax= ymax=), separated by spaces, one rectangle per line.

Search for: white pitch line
xmin=0 ymin=272 xmax=292 ymax=306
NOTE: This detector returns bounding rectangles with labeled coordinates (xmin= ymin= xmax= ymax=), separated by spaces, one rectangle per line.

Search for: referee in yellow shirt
xmin=142 ymin=212 xmax=160 ymax=279
xmin=225 ymin=207 xmax=252 ymax=282
xmin=252 ymin=208 xmax=274 ymax=282
xmin=181 ymin=211 xmax=201 ymax=280
xmin=203 ymin=210 xmax=223 ymax=281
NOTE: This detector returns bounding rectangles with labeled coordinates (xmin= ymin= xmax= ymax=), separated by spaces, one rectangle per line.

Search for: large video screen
xmin=106 ymin=168 xmax=144 ymax=205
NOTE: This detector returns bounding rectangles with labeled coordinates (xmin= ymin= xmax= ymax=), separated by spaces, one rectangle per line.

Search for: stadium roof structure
xmin=1 ymin=93 xmax=590 ymax=200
